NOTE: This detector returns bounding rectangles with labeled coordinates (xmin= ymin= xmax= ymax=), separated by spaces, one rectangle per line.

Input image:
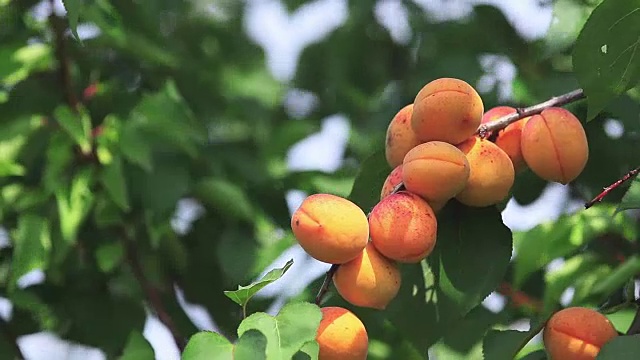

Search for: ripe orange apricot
xmin=521 ymin=107 xmax=589 ymax=184
xmin=368 ymin=191 xmax=437 ymax=263
xmin=496 ymin=118 xmax=529 ymax=172
xmin=402 ymin=141 xmax=470 ymax=203
xmin=317 ymin=307 xmax=369 ymax=360
xmin=385 ymin=104 xmax=422 ymax=168
xmin=333 ymin=242 xmax=401 ymax=310
xmin=411 ymin=78 xmax=484 ymax=144
xmin=291 ymin=194 xmax=368 ymax=264
xmin=456 ymin=137 xmax=515 ymax=207
xmin=380 ymin=165 xmax=403 ymax=200
xmin=543 ymin=307 xmax=618 ymax=360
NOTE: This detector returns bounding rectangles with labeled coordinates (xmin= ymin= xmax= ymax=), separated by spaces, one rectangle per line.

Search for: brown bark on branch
xmin=476 ymin=89 xmax=586 ymax=138
xmin=123 ymin=236 xmax=187 ymax=351
xmin=49 ymin=0 xmax=79 ymax=112
xmin=315 ymin=264 xmax=339 ymax=306
xmin=585 ymin=166 xmax=640 ymax=209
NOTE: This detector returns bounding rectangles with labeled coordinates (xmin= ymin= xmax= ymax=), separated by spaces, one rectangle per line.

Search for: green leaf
xmin=236 ymin=302 xmax=322 ymax=360
xmin=55 ymin=168 xmax=95 ymax=244
xmin=518 ymin=349 xmax=547 ymax=360
xmin=100 ymin=155 xmax=130 ymax=211
xmin=234 ymin=329 xmax=268 ymax=360
xmin=293 ymin=341 xmax=319 ymax=360
xmin=617 ymin=175 xmax=640 ymax=213
xmin=9 ymin=215 xmax=51 ymax=289
xmin=120 ymin=122 xmax=153 ymax=172
xmin=597 ymin=334 xmax=640 ymax=359
xmin=61 ymin=0 xmax=82 ymax=42
xmin=482 ymin=321 xmax=547 ymax=360
xmin=182 ymin=332 xmax=234 ymax=360
xmin=96 ymin=242 xmax=124 ymax=273
xmin=543 ymin=0 xmax=599 ymax=55
xmin=195 ymin=178 xmax=255 ymax=222
xmin=224 ymin=259 xmax=293 ymax=309
xmin=120 ymin=331 xmax=154 ymax=360
xmin=573 ymin=0 xmax=640 ymax=119
xmin=433 ymin=204 xmax=513 ymax=314
xmin=53 ymin=105 xmax=92 ymax=154
xmin=348 ymin=148 xmax=391 ymax=212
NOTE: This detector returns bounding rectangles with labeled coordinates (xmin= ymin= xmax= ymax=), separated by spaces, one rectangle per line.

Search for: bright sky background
xmin=2 ymin=0 xmax=592 ymax=359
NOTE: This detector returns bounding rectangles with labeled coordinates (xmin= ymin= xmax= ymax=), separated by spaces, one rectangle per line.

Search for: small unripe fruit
xmin=385 ymin=104 xmax=422 ymax=168
xmin=317 ymin=307 xmax=369 ymax=360
xmin=380 ymin=165 xmax=403 ymax=200
xmin=369 ymin=191 xmax=437 ymax=263
xmin=411 ymin=78 xmax=484 ymax=144
xmin=456 ymin=137 xmax=515 ymax=207
xmin=521 ymin=107 xmax=589 ymax=184
xmin=402 ymin=141 xmax=470 ymax=203
xmin=333 ymin=242 xmax=401 ymax=310
xmin=543 ymin=307 xmax=618 ymax=360
xmin=291 ymin=194 xmax=368 ymax=264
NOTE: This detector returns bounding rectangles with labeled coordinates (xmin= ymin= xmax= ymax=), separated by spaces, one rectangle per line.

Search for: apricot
xmin=521 ymin=107 xmax=589 ymax=184
xmin=317 ymin=307 xmax=369 ymax=360
xmin=480 ymin=105 xmax=518 ymax=138
xmin=368 ymin=191 xmax=437 ymax=263
xmin=455 ymin=137 xmax=515 ymax=207
xmin=333 ymin=242 xmax=401 ymax=310
xmin=543 ymin=307 xmax=618 ymax=360
xmin=385 ymin=104 xmax=422 ymax=168
xmin=496 ymin=118 xmax=529 ymax=172
xmin=291 ymin=194 xmax=368 ymax=264
xmin=411 ymin=78 xmax=484 ymax=144
xmin=380 ymin=165 xmax=403 ymax=200
xmin=402 ymin=141 xmax=470 ymax=203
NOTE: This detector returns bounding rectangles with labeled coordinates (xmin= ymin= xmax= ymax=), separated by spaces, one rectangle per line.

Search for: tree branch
xmin=0 ymin=317 xmax=25 ymax=360
xmin=315 ymin=264 xmax=339 ymax=306
xmin=585 ymin=166 xmax=640 ymax=209
xmin=122 ymin=235 xmax=186 ymax=351
xmin=476 ymin=89 xmax=586 ymax=138
xmin=48 ymin=0 xmax=79 ymax=112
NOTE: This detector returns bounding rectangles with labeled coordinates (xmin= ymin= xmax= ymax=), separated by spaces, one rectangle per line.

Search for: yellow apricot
xmin=385 ymin=104 xmax=422 ymax=168
xmin=368 ymin=191 xmax=437 ymax=263
xmin=543 ymin=307 xmax=618 ymax=360
xmin=333 ymin=242 xmax=401 ymax=310
xmin=402 ymin=141 xmax=470 ymax=203
xmin=380 ymin=165 xmax=403 ymax=200
xmin=291 ymin=194 xmax=368 ymax=264
xmin=411 ymin=78 xmax=484 ymax=144
xmin=317 ymin=307 xmax=369 ymax=360
xmin=455 ymin=137 xmax=515 ymax=207
xmin=521 ymin=107 xmax=589 ymax=184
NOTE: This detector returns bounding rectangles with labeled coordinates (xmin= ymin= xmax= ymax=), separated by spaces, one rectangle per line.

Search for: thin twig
xmin=585 ymin=166 xmax=640 ymax=209
xmin=315 ymin=264 xmax=339 ymax=306
xmin=123 ymin=235 xmax=186 ymax=351
xmin=49 ymin=0 xmax=79 ymax=112
xmin=0 ymin=317 xmax=25 ymax=360
xmin=477 ymin=89 xmax=586 ymax=138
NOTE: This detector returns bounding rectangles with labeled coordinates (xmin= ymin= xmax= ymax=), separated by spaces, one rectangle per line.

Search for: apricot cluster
xmin=290 ymin=77 xmax=591 ymax=359
xmin=543 ymin=307 xmax=618 ymax=359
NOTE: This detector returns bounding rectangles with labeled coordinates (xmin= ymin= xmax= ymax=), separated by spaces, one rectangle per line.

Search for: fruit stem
xmin=315 ymin=264 xmax=340 ymax=306
xmin=585 ymin=165 xmax=640 ymax=209
xmin=476 ymin=88 xmax=586 ymax=138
